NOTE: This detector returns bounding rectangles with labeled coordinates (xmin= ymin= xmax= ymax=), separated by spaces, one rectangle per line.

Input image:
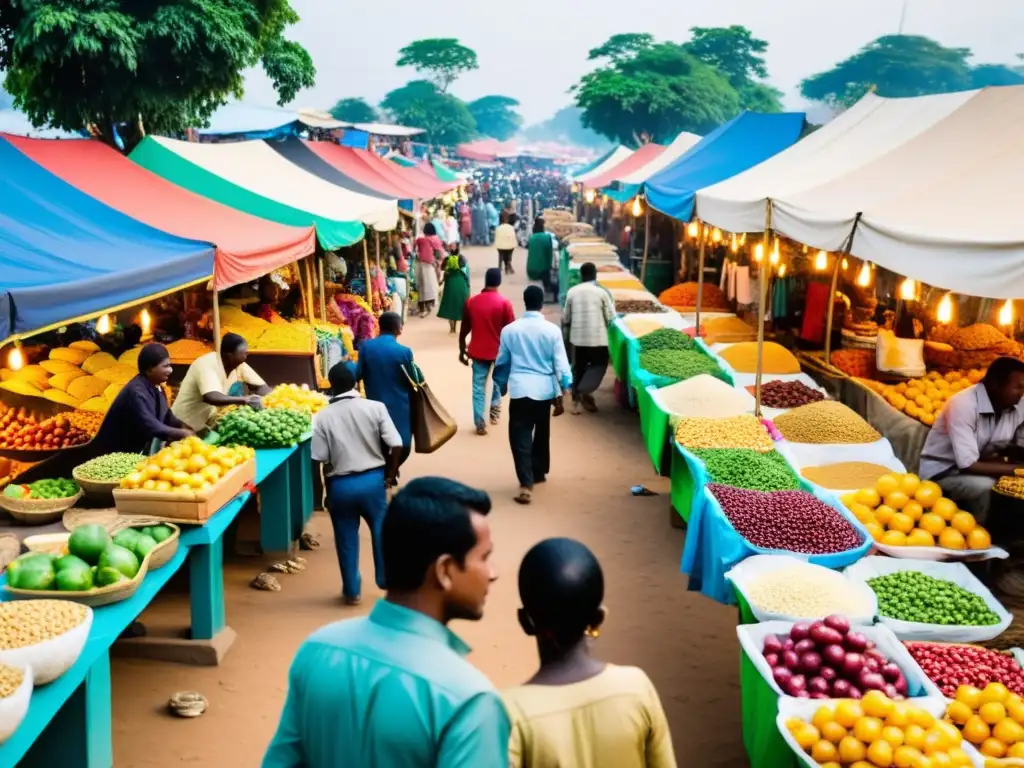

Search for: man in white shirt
xmin=172 ymin=333 xmax=270 ymax=431
xmin=313 ymin=363 xmax=404 ymax=604
xmin=494 ymin=213 xmax=519 ymax=276
xmin=562 ymin=263 xmax=614 ymax=415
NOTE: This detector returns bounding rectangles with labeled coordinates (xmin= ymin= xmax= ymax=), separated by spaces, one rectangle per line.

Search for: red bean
xmin=709 ymin=484 xmax=864 ymax=554
xmin=745 ymin=380 xmax=826 ymax=409
xmin=904 ymin=642 xmax=1024 ymax=699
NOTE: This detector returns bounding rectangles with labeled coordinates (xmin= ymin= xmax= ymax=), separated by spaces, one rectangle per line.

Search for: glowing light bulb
xmin=139 ymin=308 xmax=152 ymax=334
xmin=686 ymin=221 xmax=699 ymax=238
xmin=769 ymin=241 xmax=780 ymax=266
xmin=96 ymin=314 xmax=112 ymax=334
xmin=712 ymin=228 xmax=722 ymax=243
xmin=1000 ymin=299 xmax=1014 ymax=327
xmin=740 ymin=233 xmax=748 ymax=245
xmin=937 ymin=293 xmax=954 ymax=324
xmin=899 ymin=278 xmax=916 ymax=301
xmin=778 ymin=264 xmax=787 ymax=277
xmin=754 ymin=243 xmax=764 ymax=263
xmin=584 ymin=189 xmax=596 ymax=204
xmin=802 ymin=244 xmax=808 ymax=254
xmin=856 ymin=262 xmax=871 ymax=287
xmin=815 ymin=250 xmax=828 ymax=271
xmin=631 ymin=197 xmax=643 ymax=217
xmin=7 ymin=346 xmax=23 ymax=372
xmin=730 ymin=234 xmax=738 ymax=253
xmin=841 ymin=257 xmax=849 ymax=271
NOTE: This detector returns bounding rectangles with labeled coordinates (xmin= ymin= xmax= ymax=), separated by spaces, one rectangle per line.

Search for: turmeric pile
xmin=658 ymin=282 xmax=728 ymax=310
xmin=718 ymin=342 xmax=801 ymax=374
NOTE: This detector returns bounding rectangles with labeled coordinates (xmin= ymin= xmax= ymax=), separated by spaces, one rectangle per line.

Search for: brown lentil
xmin=615 ymin=299 xmax=666 ymax=314
xmin=800 ymin=461 xmax=895 ymax=490
xmin=745 ymin=380 xmax=825 ymax=409
xmin=0 ymin=663 xmax=24 ymax=698
xmin=718 ymin=341 xmax=801 ymax=374
xmin=773 ymin=401 xmax=881 ymax=444
xmin=0 ymin=599 xmax=89 ymax=649
xmin=675 ymin=414 xmax=773 ymax=452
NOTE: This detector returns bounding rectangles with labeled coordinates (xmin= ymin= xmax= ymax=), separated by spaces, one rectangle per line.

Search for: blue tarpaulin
xmin=644 ymin=111 xmax=806 ymax=222
xmin=340 ymin=130 xmax=370 ymax=149
xmin=0 ymin=138 xmax=215 ymax=341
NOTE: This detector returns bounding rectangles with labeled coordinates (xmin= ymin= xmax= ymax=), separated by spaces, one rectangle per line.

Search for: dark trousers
xmin=326 ymin=468 xmax=387 ymax=599
xmin=509 ymin=397 xmax=551 ymax=488
xmin=498 ymin=249 xmax=514 ymax=274
xmin=572 ymin=346 xmax=610 ymax=401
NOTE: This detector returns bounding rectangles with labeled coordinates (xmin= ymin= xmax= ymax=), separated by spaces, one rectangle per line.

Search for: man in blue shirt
xmin=494 ymin=286 xmax=572 ymax=505
xmin=356 ymin=312 xmax=415 ymax=475
xmin=262 ymin=477 xmax=508 ymax=768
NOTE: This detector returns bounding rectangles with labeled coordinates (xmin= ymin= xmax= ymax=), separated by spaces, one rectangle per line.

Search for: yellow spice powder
xmin=800 ymin=462 xmax=894 ymax=490
xmin=718 ymin=341 xmax=801 ymax=374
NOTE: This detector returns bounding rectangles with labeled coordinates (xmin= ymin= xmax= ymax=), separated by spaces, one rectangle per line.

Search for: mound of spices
xmin=719 ymin=342 xmax=801 ymax=374
xmin=773 ymin=401 xmax=881 ymax=444
xmin=658 ymin=281 xmax=728 ymax=310
xmin=692 ymin=448 xmax=800 ymax=491
xmin=638 ymin=328 xmax=695 ymax=353
xmin=745 ymin=380 xmax=825 ymax=409
xmin=709 ymin=485 xmax=864 ymax=554
xmin=653 ymin=375 xmax=752 ymax=418
xmin=639 ymin=349 xmax=726 ymax=382
xmin=622 ymin=317 xmax=666 ymax=337
xmin=615 ymin=299 xmax=666 ymax=314
xmin=675 ymin=414 xmax=773 ymax=452
xmin=702 ymin=316 xmax=757 ymax=344
xmin=800 ymin=462 xmax=894 ymax=490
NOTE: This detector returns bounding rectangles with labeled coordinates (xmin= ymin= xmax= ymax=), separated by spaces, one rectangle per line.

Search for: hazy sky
xmin=244 ymin=0 xmax=1024 ymax=125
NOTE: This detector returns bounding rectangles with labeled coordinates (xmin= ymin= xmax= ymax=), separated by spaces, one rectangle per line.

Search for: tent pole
xmin=304 ymin=257 xmax=316 ymax=323
xmin=824 ymin=214 xmax=863 ymax=367
xmin=362 ymin=237 xmax=374 ymax=310
xmin=415 ymin=200 xmax=422 ymax=238
xmin=754 ymin=203 xmax=773 ymax=419
xmin=639 ymin=207 xmax=651 ymax=286
xmin=318 ymin=255 xmax=327 ymax=323
xmin=212 ymin=288 xmax=221 ymax=355
xmin=375 ymin=231 xmax=381 ymax=265
xmin=694 ymin=223 xmax=706 ymax=334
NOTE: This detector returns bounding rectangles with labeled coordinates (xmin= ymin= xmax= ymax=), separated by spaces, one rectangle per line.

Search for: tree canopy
xmin=683 ymin=25 xmax=782 ymax=112
xmin=0 ymin=0 xmax=315 ymax=151
xmin=468 ymin=95 xmax=522 ymax=140
xmin=381 ymin=80 xmax=475 ymax=145
xmin=328 ymin=97 xmax=378 ymax=124
xmin=396 ymin=38 xmax=478 ymax=93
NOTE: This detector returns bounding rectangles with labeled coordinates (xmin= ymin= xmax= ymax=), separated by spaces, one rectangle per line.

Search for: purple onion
xmin=831 ymin=679 xmax=852 ymax=697
xmin=782 ymin=650 xmax=800 ymax=670
xmin=822 ymin=644 xmax=846 ymax=668
xmin=881 ymin=663 xmax=901 ymax=683
xmin=810 ymin=625 xmax=844 ymax=647
xmin=823 ymin=615 xmax=851 ymax=635
xmin=799 ymin=652 xmax=822 ymax=674
xmin=790 ymin=623 xmax=811 ymax=643
xmin=763 ymin=635 xmax=784 ymax=654
xmin=773 ymin=667 xmax=794 ymax=688
xmin=820 ymin=666 xmax=837 ymax=682
xmin=764 ymin=653 xmax=779 ymax=668
xmin=843 ymin=653 xmax=864 ymax=676
xmin=859 ymin=671 xmax=886 ymax=691
xmin=794 ymin=639 xmax=816 ymax=655
xmin=807 ymin=676 xmax=829 ymax=694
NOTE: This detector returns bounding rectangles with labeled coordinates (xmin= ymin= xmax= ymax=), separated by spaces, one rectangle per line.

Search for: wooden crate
xmin=111 ymin=458 xmax=256 ymax=523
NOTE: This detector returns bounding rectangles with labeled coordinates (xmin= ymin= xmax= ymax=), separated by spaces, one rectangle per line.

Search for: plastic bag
xmin=738 ymin=620 xmax=942 ymax=699
xmin=725 ymin=554 xmax=877 ymax=625
xmin=843 ymin=556 xmax=1012 ymax=642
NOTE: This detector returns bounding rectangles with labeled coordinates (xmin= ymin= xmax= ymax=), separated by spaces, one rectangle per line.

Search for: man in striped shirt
xmin=562 ymin=262 xmax=614 ymax=415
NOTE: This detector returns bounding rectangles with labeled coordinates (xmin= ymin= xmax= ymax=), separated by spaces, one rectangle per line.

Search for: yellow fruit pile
xmin=263 ymin=383 xmax=328 ymax=414
xmin=119 ymin=437 xmax=255 ymax=494
xmin=862 ymin=370 xmax=984 ymax=426
xmin=946 ymin=682 xmax=1024 ymax=759
xmin=786 ymin=690 xmax=973 ymax=767
xmin=841 ymin=472 xmax=992 ymax=551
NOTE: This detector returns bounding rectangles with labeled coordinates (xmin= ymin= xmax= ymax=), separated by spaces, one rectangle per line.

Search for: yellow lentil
xmin=773 ymin=401 xmax=881 ymax=444
xmin=718 ymin=341 xmax=801 ymax=374
xmin=800 ymin=462 xmax=894 ymax=490
xmin=0 ymin=600 xmax=89 ymax=649
xmin=674 ymin=414 xmax=773 ymax=452
xmin=0 ymin=664 xmax=23 ymax=698
xmin=623 ymin=317 xmax=666 ymax=337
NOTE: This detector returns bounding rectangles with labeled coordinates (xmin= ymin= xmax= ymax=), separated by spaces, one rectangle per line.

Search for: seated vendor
xmin=90 ymin=343 xmax=194 ymax=454
xmin=172 ymin=332 xmax=272 ymax=432
xmin=920 ymin=356 xmax=1024 ymax=521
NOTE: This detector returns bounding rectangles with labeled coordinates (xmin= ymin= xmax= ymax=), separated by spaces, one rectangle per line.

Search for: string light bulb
xmin=753 ymin=243 xmax=764 ymax=263
xmin=1000 ymin=299 xmax=1014 ymax=327
xmin=769 ymin=240 xmax=780 ymax=266
xmin=937 ymin=293 xmax=954 ymax=324
xmin=139 ymin=308 xmax=152 ymax=335
xmin=740 ymin=233 xmax=748 ymax=246
xmin=815 ymin=250 xmax=828 ymax=271
xmin=778 ymin=264 xmax=787 ymax=277
xmin=687 ymin=221 xmax=699 ymax=238
xmin=584 ymin=189 xmax=596 ymax=204
xmin=631 ymin=197 xmax=643 ymax=217
xmin=96 ymin=314 xmax=112 ymax=334
xmin=856 ymin=262 xmax=872 ymax=287
xmin=7 ymin=344 xmax=23 ymax=372
xmin=711 ymin=228 xmax=722 ymax=243
xmin=730 ymin=233 xmax=738 ymax=253
xmin=841 ymin=257 xmax=849 ymax=271
xmin=899 ymin=278 xmax=916 ymax=301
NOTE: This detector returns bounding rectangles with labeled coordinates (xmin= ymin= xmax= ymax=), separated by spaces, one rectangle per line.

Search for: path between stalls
xmin=112 ymin=244 xmax=747 ymax=767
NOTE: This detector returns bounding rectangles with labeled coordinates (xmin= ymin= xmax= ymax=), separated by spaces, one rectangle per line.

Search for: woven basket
xmin=71 ymin=467 xmax=121 ymax=503
xmin=108 ymin=518 xmax=181 ymax=570
xmin=0 ymin=490 xmax=83 ymax=524
xmin=4 ymin=550 xmax=151 ymax=607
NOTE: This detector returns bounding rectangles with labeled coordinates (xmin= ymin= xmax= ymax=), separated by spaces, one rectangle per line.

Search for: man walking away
xmin=495 ymin=213 xmax=519 ymax=276
xmin=262 ymin=477 xmax=508 ymax=768
xmin=485 ymin=199 xmax=499 ymax=244
xmin=562 ymin=262 xmax=614 ymax=415
xmin=460 ymin=268 xmax=516 ymax=435
xmin=494 ymin=286 xmax=572 ymax=505
xmin=313 ymin=363 xmax=403 ymax=605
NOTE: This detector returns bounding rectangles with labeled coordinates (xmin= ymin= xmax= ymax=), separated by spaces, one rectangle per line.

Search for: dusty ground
xmin=112 ymin=245 xmax=747 ymax=766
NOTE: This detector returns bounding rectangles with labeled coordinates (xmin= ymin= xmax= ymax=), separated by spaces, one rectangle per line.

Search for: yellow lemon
xmin=876 ymin=474 xmax=902 ymax=498
xmin=933 ymin=497 xmax=958 ymax=521
xmin=899 ymin=473 xmax=921 ymax=495
xmin=950 ymin=511 xmax=976 ymax=535
xmin=903 ymin=500 xmax=924 ymax=521
xmin=874 ymin=504 xmax=896 ymax=525
xmin=919 ymin=513 xmax=947 ymax=536
xmin=906 ymin=529 xmax=935 ymax=547
xmin=885 ymin=491 xmax=910 ymax=510
xmin=889 ymin=512 xmax=915 ymax=534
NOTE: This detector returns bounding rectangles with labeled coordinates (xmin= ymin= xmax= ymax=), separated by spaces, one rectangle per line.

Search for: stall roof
xmin=264 ymin=138 xmax=396 ymax=200
xmin=302 ymin=142 xmax=456 ymax=200
xmin=572 ymin=146 xmax=634 ymax=183
xmin=578 ymin=143 xmax=665 ymax=189
xmin=430 ymin=159 xmax=462 ymax=183
xmin=5 ymin=135 xmax=316 ymax=290
xmin=0 ymin=138 xmax=214 ymax=341
xmin=130 ymin=136 xmax=397 ymax=246
xmin=641 ymin=111 xmax=806 ymax=221
xmin=385 ymin=151 xmax=418 ymax=168
xmin=609 ymin=132 xmax=702 ymax=187
xmin=570 ymin=145 xmax=620 ymax=178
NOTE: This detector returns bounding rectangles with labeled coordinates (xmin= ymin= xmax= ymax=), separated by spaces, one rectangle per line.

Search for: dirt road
xmin=113 ymin=244 xmax=746 ymax=766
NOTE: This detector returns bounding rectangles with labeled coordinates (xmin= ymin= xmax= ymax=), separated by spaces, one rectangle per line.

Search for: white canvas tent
xmin=573 ymin=146 xmax=634 ymax=183
xmin=611 ymin=132 xmax=701 ymax=185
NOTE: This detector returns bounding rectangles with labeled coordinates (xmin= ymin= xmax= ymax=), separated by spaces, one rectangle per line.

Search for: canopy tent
xmin=577 ymin=143 xmax=665 ymax=189
xmin=264 ymin=137 xmax=396 ymax=200
xmin=570 ymin=145 xmax=620 ymax=178
xmin=130 ymin=136 xmax=397 ymax=245
xmin=4 ymin=135 xmax=316 ymax=291
xmin=456 ymin=139 xmax=513 ymax=162
xmin=602 ymin=132 xmax=701 ymax=202
xmin=302 ymin=142 xmax=456 ymax=200
xmin=198 ymin=103 xmax=302 ymax=139
xmin=430 ymin=159 xmax=462 ymax=183
xmin=347 ymin=122 xmax=424 ymax=137
xmin=385 ymin=151 xmax=418 ymax=168
xmin=641 ymin=111 xmax=806 ymax=221
xmin=572 ymin=146 xmax=635 ymax=183
xmin=0 ymin=139 xmax=213 ymax=341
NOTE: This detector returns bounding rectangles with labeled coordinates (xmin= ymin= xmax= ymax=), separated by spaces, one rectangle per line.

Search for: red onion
xmin=782 ymin=650 xmax=800 ymax=669
xmin=884 ymin=683 xmax=899 ymax=699
xmin=807 ymin=676 xmax=829 ymax=694
xmin=842 ymin=653 xmax=864 ymax=676
xmin=864 ymin=657 xmax=880 ymax=674
xmin=859 ymin=671 xmax=886 ymax=691
xmin=810 ymin=625 xmax=844 ymax=647
xmin=773 ymin=667 xmax=793 ymax=688
xmin=795 ymin=690 xmax=811 ymax=699
xmin=820 ymin=666 xmax=837 ymax=682
xmin=809 ymin=692 xmax=829 ymax=699
xmin=845 ymin=632 xmax=869 ymax=652
xmin=764 ymin=653 xmax=779 ymax=668
xmin=800 ymin=652 xmax=822 ymax=674
xmin=847 ymin=687 xmax=862 ymax=699
xmin=822 ymin=644 xmax=846 ymax=668
xmin=881 ymin=663 xmax=901 ymax=683
xmin=787 ymin=674 xmax=807 ymax=694
xmin=794 ymin=638 xmax=816 ymax=655
xmin=790 ymin=623 xmax=811 ymax=643
xmin=894 ymin=674 xmax=908 ymax=696
xmin=782 ymin=638 xmax=795 ymax=651
xmin=831 ymin=679 xmax=852 ymax=697
xmin=763 ymin=635 xmax=783 ymax=654
xmin=824 ymin=614 xmax=851 ymax=635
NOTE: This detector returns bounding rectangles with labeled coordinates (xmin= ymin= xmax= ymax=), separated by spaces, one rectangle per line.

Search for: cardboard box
xmin=112 ymin=458 xmax=256 ymax=523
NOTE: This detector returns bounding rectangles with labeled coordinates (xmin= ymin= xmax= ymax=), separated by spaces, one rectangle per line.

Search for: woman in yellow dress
xmin=502 ymin=538 xmax=677 ymax=768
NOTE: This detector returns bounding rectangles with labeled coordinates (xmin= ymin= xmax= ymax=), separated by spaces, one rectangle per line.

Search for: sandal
xmin=489 ymin=406 xmax=501 ymax=425
xmin=514 ymin=488 xmax=532 ymax=505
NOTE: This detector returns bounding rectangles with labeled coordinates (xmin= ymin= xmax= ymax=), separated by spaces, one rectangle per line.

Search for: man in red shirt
xmin=460 ymin=268 xmax=516 ymax=435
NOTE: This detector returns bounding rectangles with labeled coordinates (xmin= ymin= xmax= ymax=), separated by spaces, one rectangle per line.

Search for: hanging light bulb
xmin=139 ymin=308 xmax=152 ymax=335
xmin=899 ymin=278 xmax=916 ymax=301
xmin=769 ymin=240 xmax=780 ymax=266
xmin=730 ymin=233 xmax=738 ymax=253
xmin=712 ymin=228 xmax=722 ymax=243
xmin=815 ymin=250 xmax=828 ymax=271
xmin=937 ymin=293 xmax=954 ymax=324
xmin=753 ymin=243 xmax=764 ymax=263
xmin=802 ymin=244 xmax=808 ymax=254
xmin=856 ymin=262 xmax=872 ymax=287
xmin=778 ymin=264 xmax=787 ymax=277
xmin=7 ymin=344 xmax=23 ymax=372
xmin=96 ymin=314 xmax=112 ymax=334
xmin=584 ymin=189 xmax=596 ymax=204
xmin=740 ymin=233 xmax=748 ymax=245
xmin=631 ymin=197 xmax=643 ymax=217
xmin=685 ymin=221 xmax=698 ymax=238
xmin=1000 ymin=299 xmax=1014 ymax=327
xmin=841 ymin=257 xmax=849 ymax=271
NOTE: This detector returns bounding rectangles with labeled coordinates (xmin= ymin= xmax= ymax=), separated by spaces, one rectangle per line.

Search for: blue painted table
xmin=0 ymin=436 xmax=314 ymax=768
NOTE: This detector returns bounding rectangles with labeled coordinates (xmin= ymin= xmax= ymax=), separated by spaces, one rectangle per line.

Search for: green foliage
xmin=468 ymin=95 xmax=522 ymax=140
xmin=0 ymin=0 xmax=315 ymax=151
xmin=328 ymin=97 xmax=378 ymax=123
xmin=800 ymin=35 xmax=974 ymax=108
xmin=683 ymin=25 xmax=782 ymax=113
xmin=396 ymin=38 xmax=478 ymax=92
xmin=970 ymin=64 xmax=1024 ymax=88
xmin=381 ymin=80 xmax=475 ymax=145
xmin=588 ymin=33 xmax=654 ymax=62
xmin=521 ymin=106 xmax=610 ymax=150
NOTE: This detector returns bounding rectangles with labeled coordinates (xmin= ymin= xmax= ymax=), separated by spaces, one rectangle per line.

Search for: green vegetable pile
xmin=868 ymin=570 xmax=1001 ymax=626
xmin=3 ymin=478 xmax=80 ymax=500
xmin=692 ymin=448 xmax=800 ymax=491
xmin=639 ymin=349 xmax=727 ymax=382
xmin=75 ymin=453 xmax=145 ymax=482
xmin=216 ymin=407 xmax=311 ymax=449
xmin=638 ymin=328 xmax=695 ymax=353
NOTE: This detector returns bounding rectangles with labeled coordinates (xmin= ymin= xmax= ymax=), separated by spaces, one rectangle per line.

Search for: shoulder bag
xmin=401 ymin=364 xmax=457 ymax=453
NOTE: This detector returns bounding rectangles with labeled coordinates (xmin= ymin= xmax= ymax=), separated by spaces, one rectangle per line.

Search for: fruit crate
xmin=111 ymin=458 xmax=255 ymax=523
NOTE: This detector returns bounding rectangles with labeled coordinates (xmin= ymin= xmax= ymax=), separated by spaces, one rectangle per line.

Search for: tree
xmin=970 ymin=64 xmax=1024 ymax=88
xmin=0 ymin=0 xmax=315 ymax=151
xmin=801 ymin=35 xmax=973 ymax=108
xmin=396 ymin=38 xmax=478 ymax=93
xmin=573 ymin=40 xmax=740 ymax=144
xmin=587 ymin=33 xmax=654 ymax=63
xmin=467 ymin=95 xmax=522 ymax=140
xmin=683 ymin=25 xmax=782 ymax=112
xmin=381 ymin=80 xmax=475 ymax=145
xmin=522 ymin=106 xmax=610 ymax=149
xmin=328 ymin=97 xmax=378 ymax=123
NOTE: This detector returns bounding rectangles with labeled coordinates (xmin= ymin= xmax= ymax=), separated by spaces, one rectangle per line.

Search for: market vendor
xmin=920 ymin=356 xmax=1024 ymax=521
xmin=171 ymin=332 xmax=272 ymax=432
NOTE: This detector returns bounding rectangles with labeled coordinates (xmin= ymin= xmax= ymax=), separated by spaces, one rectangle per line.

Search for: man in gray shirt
xmin=313 ymin=363 xmax=404 ymax=604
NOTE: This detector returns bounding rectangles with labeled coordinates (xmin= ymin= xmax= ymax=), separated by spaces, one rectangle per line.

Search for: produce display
xmin=675 ymin=415 xmax=774 ymax=452
xmin=658 ymin=282 xmax=729 ymax=310
xmin=215 ymin=407 xmax=310 ymax=449
xmin=785 ymin=693 xmax=973 ymax=767
xmin=773 ymin=401 xmax=881 ymax=445
xmin=828 ymin=348 xmax=878 ymax=379
xmin=701 ymin=316 xmax=756 ymax=345
xmin=995 ymin=474 xmax=1024 ymax=499
xmin=654 ymin=375 xmax=753 ymax=419
xmin=692 ymin=449 xmax=799 ymax=492
xmin=942 ymin=682 xmax=1024 ymax=759
xmin=800 ymin=462 xmax=895 ymax=491
xmin=65 ymin=411 xmax=104 ymax=436
xmin=861 ymin=370 xmax=982 ymax=427
xmin=622 ymin=317 xmax=668 ymax=337
xmin=615 ymin=299 xmax=665 ymax=314
xmin=2 ymin=477 xmax=78 ymax=500
xmin=0 ymin=342 xmax=134 ymax=412
xmin=262 ymin=383 xmax=329 ymax=414
xmin=119 ymin=437 xmax=255 ymax=493
xmin=74 ymin=453 xmax=146 ymax=482
xmin=905 ymin=643 xmax=1024 ymax=699
xmin=745 ymin=380 xmax=825 ymax=410
xmin=840 ymin=473 xmax=992 ymax=550
xmin=638 ymin=349 xmax=727 ymax=382
xmin=220 ymin=306 xmax=317 ymax=353
xmin=0 ymin=408 xmax=91 ymax=451
xmin=596 ymin=264 xmax=624 ymax=273
xmin=929 ymin=322 xmax=1023 ymax=370
xmin=745 ymin=565 xmax=875 ymax=619
xmin=637 ymin=328 xmax=695 ymax=353
xmin=164 ymin=338 xmax=212 ymax=362
xmin=0 ymin=599 xmax=89 ymax=648
xmin=868 ymin=571 xmax=1000 ymax=626
xmin=710 ymin=485 xmax=864 ymax=554
xmin=718 ymin=341 xmax=802 ymax=374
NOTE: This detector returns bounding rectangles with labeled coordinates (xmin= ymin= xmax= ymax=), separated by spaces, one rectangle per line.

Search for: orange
xmin=821 ymin=721 xmax=847 ymax=744
xmin=1007 ymin=697 xmax=1024 ymax=724
xmin=982 ymin=682 xmax=1010 ymax=705
xmin=839 ymin=735 xmax=867 ymax=763
xmin=882 ymin=530 xmax=908 ymax=546
xmin=811 ymin=739 xmax=839 ymax=763
xmin=850 ymin=503 xmax=877 ymax=524
xmin=980 ymin=736 xmax=1008 ymax=757
xmin=144 ymin=462 xmax=161 ymax=479
xmin=158 ymin=467 xmax=175 ymax=483
xmin=962 ymin=714 xmax=991 ymax=745
xmin=812 ymin=706 xmax=834 ymax=731
xmin=921 ymin=729 xmax=946 ymax=753
xmin=889 ymin=512 xmax=915 ymax=534
xmin=876 ymin=474 xmax=901 ymax=498
xmin=874 ymin=504 xmax=896 ymax=525
xmin=947 ymin=746 xmax=973 ymax=766
xmin=934 ymin=720 xmax=962 ymax=748
xmin=992 ymin=717 xmax=1024 ymax=744
xmin=903 ymin=500 xmax=924 ymax=521
xmin=956 ymin=685 xmax=984 ymax=710
xmin=893 ymin=745 xmax=925 ymax=768
xmin=919 ymin=512 xmax=947 ymax=536
xmin=899 ymin=473 xmax=922 ymax=495
xmin=979 ymin=701 xmax=1007 ymax=724
xmin=881 ymin=725 xmax=905 ymax=748
xmin=907 ymin=529 xmax=936 ymax=547
xmin=854 ymin=716 xmax=885 ymax=743
xmin=866 ymin=739 xmax=893 ymax=767
xmin=945 ymin=700 xmax=973 ymax=725
xmin=841 ymin=492 xmax=859 ymax=508
xmin=885 ymin=491 xmax=911 ymax=509
xmin=909 ymin=707 xmax=936 ymax=729
xmin=154 ymin=480 xmax=172 ymax=493
xmin=938 ymin=528 xmax=967 ymax=550
xmin=856 ymin=487 xmax=882 ymax=507
xmin=950 ymin=511 xmax=976 ymax=535
xmin=863 ymin=690 xmax=895 ymax=719
xmin=888 ymin=702 xmax=911 ymax=728
xmin=865 ymin=523 xmax=886 ymax=542
xmin=835 ymin=700 xmax=865 ymax=728
xmin=1009 ymin=742 xmax=1024 ymax=758
xmin=933 ymin=497 xmax=958 ymax=521
xmin=967 ymin=527 xmax=992 ymax=550
xmin=141 ymin=479 xmax=157 ymax=491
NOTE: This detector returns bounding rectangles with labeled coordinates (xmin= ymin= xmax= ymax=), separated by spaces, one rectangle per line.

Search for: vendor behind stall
xmin=920 ymin=356 xmax=1024 ymax=521
xmin=172 ymin=333 xmax=271 ymax=432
